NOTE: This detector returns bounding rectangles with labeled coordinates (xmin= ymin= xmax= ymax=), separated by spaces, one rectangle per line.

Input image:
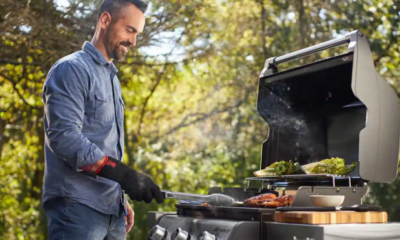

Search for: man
xmin=41 ymin=0 xmax=164 ymax=239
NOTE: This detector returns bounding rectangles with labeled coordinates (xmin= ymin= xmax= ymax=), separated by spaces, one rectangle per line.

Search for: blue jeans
xmin=43 ymin=197 xmax=126 ymax=240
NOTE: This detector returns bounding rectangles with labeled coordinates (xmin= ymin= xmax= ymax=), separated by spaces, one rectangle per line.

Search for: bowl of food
xmin=310 ymin=195 xmax=345 ymax=207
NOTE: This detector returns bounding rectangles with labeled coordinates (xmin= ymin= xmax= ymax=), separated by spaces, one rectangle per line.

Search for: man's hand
xmin=125 ymin=201 xmax=134 ymax=233
xmin=94 ymin=156 xmax=164 ymax=203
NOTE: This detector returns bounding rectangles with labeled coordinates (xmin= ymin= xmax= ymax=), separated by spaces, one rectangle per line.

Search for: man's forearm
xmin=80 ymin=156 xmax=107 ymax=172
xmin=80 ymin=155 xmax=165 ymax=203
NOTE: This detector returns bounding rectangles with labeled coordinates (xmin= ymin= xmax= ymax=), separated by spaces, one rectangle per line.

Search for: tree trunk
xmin=0 ymin=118 xmax=6 ymax=158
xmin=259 ymin=0 xmax=268 ymax=59
xmin=297 ymin=0 xmax=307 ymax=48
xmin=32 ymin=113 xmax=47 ymax=239
xmin=124 ymin=110 xmax=137 ymax=166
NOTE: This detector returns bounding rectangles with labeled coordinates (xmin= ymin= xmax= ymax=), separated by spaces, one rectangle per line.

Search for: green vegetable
xmin=302 ymin=157 xmax=357 ymax=175
xmin=337 ymin=161 xmax=357 ymax=175
xmin=288 ymin=161 xmax=301 ymax=174
xmin=258 ymin=160 xmax=301 ymax=176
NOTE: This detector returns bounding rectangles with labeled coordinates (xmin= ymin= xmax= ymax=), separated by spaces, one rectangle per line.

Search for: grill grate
xmin=175 ymin=204 xmax=275 ymax=221
xmin=245 ymin=174 xmax=364 ymax=189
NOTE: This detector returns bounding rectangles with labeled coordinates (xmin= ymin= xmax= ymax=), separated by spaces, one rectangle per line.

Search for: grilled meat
xmin=243 ymin=193 xmax=277 ymax=207
xmin=244 ymin=194 xmax=294 ymax=208
xmin=261 ymin=200 xmax=282 ymax=208
xmin=262 ymin=195 xmax=294 ymax=207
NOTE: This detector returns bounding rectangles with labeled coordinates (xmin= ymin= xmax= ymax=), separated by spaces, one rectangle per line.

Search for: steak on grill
xmin=244 ymin=194 xmax=294 ymax=208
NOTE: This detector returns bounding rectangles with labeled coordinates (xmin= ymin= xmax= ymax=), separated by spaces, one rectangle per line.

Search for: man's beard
xmin=104 ymin=29 xmax=130 ymax=62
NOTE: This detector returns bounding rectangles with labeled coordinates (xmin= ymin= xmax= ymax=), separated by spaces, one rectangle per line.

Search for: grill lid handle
xmin=260 ymin=30 xmax=360 ymax=77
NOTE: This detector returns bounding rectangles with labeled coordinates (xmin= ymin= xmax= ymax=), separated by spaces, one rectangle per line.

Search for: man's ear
xmin=99 ymin=12 xmax=112 ymax=30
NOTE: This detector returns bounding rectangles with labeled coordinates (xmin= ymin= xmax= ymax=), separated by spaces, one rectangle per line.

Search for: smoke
xmin=260 ymin=83 xmax=327 ymax=164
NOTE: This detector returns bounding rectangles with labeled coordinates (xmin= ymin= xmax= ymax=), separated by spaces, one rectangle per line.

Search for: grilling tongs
xmin=161 ymin=190 xmax=236 ymax=207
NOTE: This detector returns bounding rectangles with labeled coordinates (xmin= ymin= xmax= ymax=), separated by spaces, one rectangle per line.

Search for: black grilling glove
xmin=96 ymin=156 xmax=164 ymax=204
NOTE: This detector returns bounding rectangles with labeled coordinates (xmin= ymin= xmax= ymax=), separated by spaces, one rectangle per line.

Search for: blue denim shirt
xmin=42 ymin=42 xmax=126 ymax=215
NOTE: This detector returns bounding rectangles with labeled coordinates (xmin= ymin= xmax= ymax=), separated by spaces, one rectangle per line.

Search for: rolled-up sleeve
xmin=43 ymin=60 xmax=105 ymax=170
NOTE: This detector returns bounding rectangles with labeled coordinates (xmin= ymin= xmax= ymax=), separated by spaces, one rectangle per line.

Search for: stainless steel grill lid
xmin=257 ymin=30 xmax=399 ymax=183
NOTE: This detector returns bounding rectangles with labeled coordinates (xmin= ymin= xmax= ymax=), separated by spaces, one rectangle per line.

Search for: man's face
xmin=103 ymin=4 xmax=145 ymax=61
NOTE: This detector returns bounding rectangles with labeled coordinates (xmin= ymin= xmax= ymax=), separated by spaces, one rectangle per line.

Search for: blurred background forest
xmin=1 ymin=0 xmax=400 ymax=239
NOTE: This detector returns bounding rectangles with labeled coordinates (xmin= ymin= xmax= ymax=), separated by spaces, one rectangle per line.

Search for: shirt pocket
xmin=84 ymin=95 xmax=96 ymax=118
xmin=95 ymin=94 xmax=114 ymax=122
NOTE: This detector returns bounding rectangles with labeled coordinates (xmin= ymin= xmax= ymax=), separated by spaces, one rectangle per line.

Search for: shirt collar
xmin=82 ymin=41 xmax=118 ymax=73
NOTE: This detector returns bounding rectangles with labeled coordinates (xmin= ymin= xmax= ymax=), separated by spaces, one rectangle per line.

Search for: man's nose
xmin=129 ymin=36 xmax=136 ymax=47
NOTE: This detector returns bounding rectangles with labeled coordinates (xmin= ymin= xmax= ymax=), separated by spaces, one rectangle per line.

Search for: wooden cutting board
xmin=274 ymin=211 xmax=387 ymax=224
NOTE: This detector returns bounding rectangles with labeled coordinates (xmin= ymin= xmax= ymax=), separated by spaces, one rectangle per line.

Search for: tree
xmin=0 ymin=0 xmax=399 ymax=239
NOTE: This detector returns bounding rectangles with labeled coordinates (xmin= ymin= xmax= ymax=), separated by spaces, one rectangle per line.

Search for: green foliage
xmin=1 ymin=0 xmax=400 ymax=239
xmin=364 ymin=166 xmax=400 ymax=221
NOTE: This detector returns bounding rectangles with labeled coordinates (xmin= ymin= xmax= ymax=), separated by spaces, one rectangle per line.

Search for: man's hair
xmin=97 ymin=0 xmax=148 ymax=20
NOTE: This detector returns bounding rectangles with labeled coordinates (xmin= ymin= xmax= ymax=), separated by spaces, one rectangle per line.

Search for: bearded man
xmin=42 ymin=1 xmax=164 ymax=239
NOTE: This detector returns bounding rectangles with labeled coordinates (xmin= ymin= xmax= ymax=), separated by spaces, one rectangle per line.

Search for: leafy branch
xmin=374 ymin=15 xmax=400 ymax=66
xmin=137 ymin=65 xmax=168 ymax=136
xmin=0 ymin=72 xmax=40 ymax=110
xmin=0 ymin=59 xmax=42 ymax=66
xmin=149 ymin=87 xmax=252 ymax=142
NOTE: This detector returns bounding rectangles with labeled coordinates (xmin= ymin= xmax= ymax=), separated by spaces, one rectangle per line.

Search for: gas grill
xmin=147 ymin=30 xmax=400 ymax=240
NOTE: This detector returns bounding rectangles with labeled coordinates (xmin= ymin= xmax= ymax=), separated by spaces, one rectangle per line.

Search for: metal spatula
xmin=161 ymin=190 xmax=236 ymax=207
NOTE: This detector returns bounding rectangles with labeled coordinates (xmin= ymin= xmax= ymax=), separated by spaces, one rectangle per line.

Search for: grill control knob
xmin=171 ymin=228 xmax=190 ymax=240
xmin=197 ymin=231 xmax=216 ymax=240
xmin=148 ymin=225 xmax=167 ymax=240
